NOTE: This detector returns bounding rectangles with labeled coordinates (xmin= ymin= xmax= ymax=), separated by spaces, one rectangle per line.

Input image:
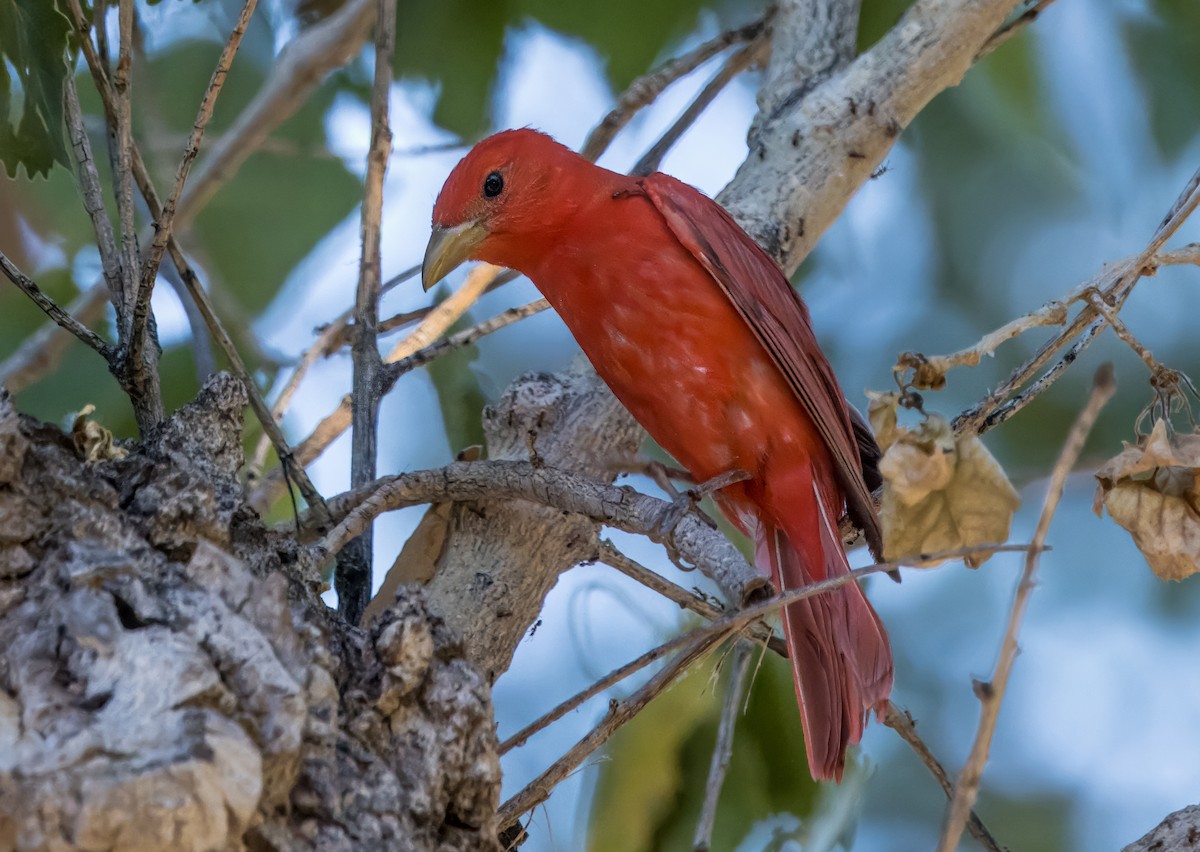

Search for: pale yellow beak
xmin=421 ymin=221 xmax=488 ymax=291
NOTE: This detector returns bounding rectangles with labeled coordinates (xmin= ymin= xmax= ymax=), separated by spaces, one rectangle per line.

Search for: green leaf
xmin=0 ymin=0 xmax=74 ymax=178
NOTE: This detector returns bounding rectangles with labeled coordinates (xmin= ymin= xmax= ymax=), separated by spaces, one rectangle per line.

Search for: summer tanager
xmin=422 ymin=129 xmax=892 ymax=781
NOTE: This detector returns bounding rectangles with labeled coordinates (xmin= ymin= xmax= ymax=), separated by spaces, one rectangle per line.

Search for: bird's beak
xmin=421 ymin=221 xmax=488 ymax=291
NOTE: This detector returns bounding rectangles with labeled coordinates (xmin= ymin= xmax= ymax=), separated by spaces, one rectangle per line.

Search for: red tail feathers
xmin=757 ymin=478 xmax=893 ymax=782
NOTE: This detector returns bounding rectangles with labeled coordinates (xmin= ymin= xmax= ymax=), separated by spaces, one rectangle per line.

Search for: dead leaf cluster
xmin=869 ymin=391 xmax=1020 ymax=567
xmin=1095 ymin=418 xmax=1200 ymax=581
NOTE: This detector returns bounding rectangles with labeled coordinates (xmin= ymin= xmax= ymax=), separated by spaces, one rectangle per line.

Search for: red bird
xmin=423 ymin=129 xmax=892 ymax=781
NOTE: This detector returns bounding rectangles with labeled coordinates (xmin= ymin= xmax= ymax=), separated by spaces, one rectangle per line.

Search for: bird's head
xmin=422 ymin=128 xmax=581 ymax=290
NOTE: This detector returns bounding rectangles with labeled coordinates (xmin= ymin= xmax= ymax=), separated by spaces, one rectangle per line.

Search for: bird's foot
xmin=652 ymin=468 xmax=751 ymax=569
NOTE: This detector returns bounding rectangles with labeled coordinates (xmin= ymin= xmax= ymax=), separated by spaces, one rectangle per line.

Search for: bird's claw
xmin=652 ymin=468 xmax=751 ymax=570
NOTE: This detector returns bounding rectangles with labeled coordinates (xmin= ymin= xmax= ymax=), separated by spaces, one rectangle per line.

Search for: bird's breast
xmin=531 ymin=220 xmax=823 ymax=491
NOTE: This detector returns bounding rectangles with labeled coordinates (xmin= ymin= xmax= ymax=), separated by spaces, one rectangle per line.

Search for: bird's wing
xmin=642 ymin=172 xmax=882 ymax=556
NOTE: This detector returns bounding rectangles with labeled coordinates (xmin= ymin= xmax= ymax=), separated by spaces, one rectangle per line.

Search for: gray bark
xmin=0 ymin=375 xmax=499 ymax=851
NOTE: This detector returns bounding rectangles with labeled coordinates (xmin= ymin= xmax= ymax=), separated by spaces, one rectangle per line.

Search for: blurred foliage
xmin=1124 ymin=0 xmax=1200 ymax=161
xmin=587 ymin=644 xmax=818 ymax=851
xmin=0 ymin=0 xmax=73 ymax=178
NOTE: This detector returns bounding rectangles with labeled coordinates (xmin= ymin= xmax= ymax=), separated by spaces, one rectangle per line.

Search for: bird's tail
xmin=756 ymin=477 xmax=893 ymax=782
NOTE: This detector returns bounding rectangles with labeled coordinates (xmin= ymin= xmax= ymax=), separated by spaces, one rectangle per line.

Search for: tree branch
xmin=337 ymin=0 xmax=395 ymax=625
xmin=0 ymin=253 xmax=113 ymax=361
xmin=315 ymin=459 xmax=769 ymax=610
xmin=693 ymin=640 xmax=752 ymax=852
xmin=127 ymin=0 xmax=257 ymax=401
xmin=882 ymin=702 xmax=1004 ymax=852
xmin=939 ymin=365 xmax=1116 ymax=851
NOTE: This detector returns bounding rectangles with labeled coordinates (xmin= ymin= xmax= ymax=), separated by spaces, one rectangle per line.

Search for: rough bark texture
xmin=0 ymin=376 xmax=499 ymax=851
xmin=1122 ymin=805 xmax=1200 ymax=852
xmin=422 ymin=361 xmax=642 ymax=681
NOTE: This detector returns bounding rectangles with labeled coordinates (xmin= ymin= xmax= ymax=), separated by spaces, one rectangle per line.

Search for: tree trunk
xmin=0 ymin=375 xmax=500 ymax=851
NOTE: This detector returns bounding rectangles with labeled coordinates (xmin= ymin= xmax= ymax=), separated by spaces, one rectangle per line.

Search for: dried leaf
xmin=1094 ymin=418 xmax=1200 ymax=581
xmin=870 ymin=392 xmax=1020 ymax=567
xmin=70 ymin=404 xmax=128 ymax=463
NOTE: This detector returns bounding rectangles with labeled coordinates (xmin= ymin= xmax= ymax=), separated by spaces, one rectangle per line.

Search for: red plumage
xmin=425 ymin=129 xmax=893 ymax=781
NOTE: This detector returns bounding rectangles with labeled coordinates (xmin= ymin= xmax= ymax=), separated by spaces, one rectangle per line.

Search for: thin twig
xmin=179 ymin=0 xmax=375 ymax=218
xmin=882 ymin=702 xmax=1004 ymax=852
xmin=0 ymin=254 xmax=112 ymax=360
xmin=581 ymin=10 xmax=773 ymax=161
xmin=498 ymin=620 xmax=726 ymax=756
xmin=953 ymin=168 xmax=1200 ymax=437
xmin=128 ymin=0 xmax=257 ymax=389
xmin=64 ymin=75 xmax=123 ymax=310
xmin=597 ymin=540 xmax=786 ymax=656
xmin=633 ymin=36 xmax=770 ymax=177
xmin=339 ymin=0 xmax=395 ymax=625
xmin=251 ymin=264 xmax=503 ymax=509
xmin=0 ymin=285 xmax=110 ymax=393
xmin=693 ymin=640 xmax=752 ymax=852
xmin=111 ymin=0 xmax=137 ymax=328
xmin=938 ymin=364 xmax=1117 ymax=852
xmin=247 ymin=265 xmax=422 ymax=479
xmin=498 ymin=628 xmax=729 ymax=829
xmin=1080 ymin=289 xmax=1165 ymax=376
xmin=496 ymin=541 xmax=1041 ymax=830
xmin=383 ymin=298 xmax=549 ymax=383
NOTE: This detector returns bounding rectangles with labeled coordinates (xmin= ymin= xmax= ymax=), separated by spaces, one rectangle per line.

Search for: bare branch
xmin=314 ymin=459 xmax=770 ymax=609
xmin=383 ymin=298 xmax=549 ymax=383
xmin=110 ymin=0 xmax=137 ymax=325
xmin=754 ymin=0 xmax=861 ymax=125
xmin=723 ymin=0 xmax=1025 ymax=271
xmin=633 ymin=36 xmax=770 ymax=177
xmin=128 ymin=0 xmax=258 ymax=392
xmin=498 ymin=623 xmax=731 ymax=757
xmin=597 ymin=540 xmax=785 ymax=656
xmin=580 ymin=10 xmax=774 ymax=161
xmin=693 ymin=640 xmax=752 ymax=852
xmin=179 ymin=0 xmax=375 ymax=218
xmin=939 ymin=364 xmax=1117 ymax=851
xmin=495 ymin=542 xmax=1039 ymax=830
xmin=882 ymin=702 xmax=1004 ymax=852
xmin=953 ymin=167 xmax=1200 ymax=436
xmin=498 ymin=627 xmax=728 ymax=831
xmin=339 ymin=0 xmax=396 ymax=624
xmin=0 ymin=285 xmax=110 ymax=393
xmin=64 ymin=76 xmax=123 ymax=310
xmin=0 ymin=253 xmax=112 ymax=361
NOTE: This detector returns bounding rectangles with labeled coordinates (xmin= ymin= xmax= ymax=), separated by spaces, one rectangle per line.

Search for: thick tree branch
xmin=724 ymin=0 xmax=1023 ymax=272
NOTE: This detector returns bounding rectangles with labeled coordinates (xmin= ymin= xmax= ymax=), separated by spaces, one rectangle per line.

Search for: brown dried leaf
xmin=871 ymin=392 xmax=1020 ymax=567
xmin=71 ymin=404 xmax=128 ymax=463
xmin=1094 ymin=418 xmax=1200 ymax=581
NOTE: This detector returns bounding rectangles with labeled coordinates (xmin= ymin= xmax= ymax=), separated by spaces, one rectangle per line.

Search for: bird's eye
xmin=483 ymin=171 xmax=504 ymax=198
